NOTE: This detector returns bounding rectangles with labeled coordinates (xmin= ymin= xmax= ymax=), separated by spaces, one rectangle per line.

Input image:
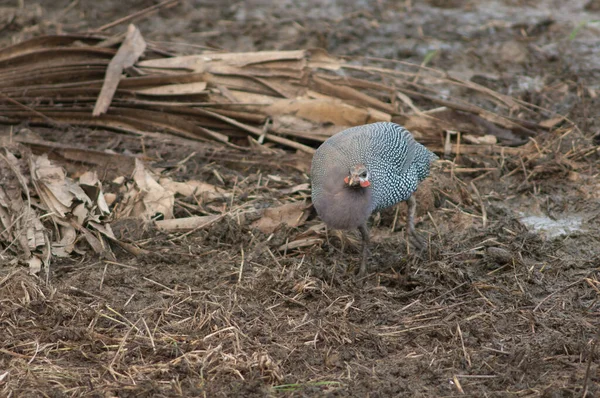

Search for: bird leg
xmin=406 ymin=195 xmax=427 ymax=250
xmin=357 ymin=224 xmax=370 ymax=277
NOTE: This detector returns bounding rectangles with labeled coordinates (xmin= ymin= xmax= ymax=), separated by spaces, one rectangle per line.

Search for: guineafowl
xmin=310 ymin=122 xmax=437 ymax=276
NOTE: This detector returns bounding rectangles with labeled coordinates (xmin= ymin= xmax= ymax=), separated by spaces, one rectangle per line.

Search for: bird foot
xmin=356 ymin=246 xmax=370 ymax=278
xmin=409 ymin=231 xmax=428 ymax=252
xmin=356 ymin=224 xmax=370 ymax=279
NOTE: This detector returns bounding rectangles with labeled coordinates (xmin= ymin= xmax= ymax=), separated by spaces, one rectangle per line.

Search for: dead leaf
xmin=51 ymin=224 xmax=77 ymax=257
xmin=14 ymin=137 xmax=136 ymax=177
xmin=0 ymin=31 xmax=569 ymax=156
xmin=266 ymin=98 xmax=387 ymax=126
xmin=88 ymin=221 xmax=117 ymax=240
xmin=93 ymin=24 xmax=146 ymax=116
xmin=463 ymin=134 xmax=497 ymax=145
xmin=79 ymin=171 xmax=110 ymax=215
xmin=22 ymin=207 xmax=45 ymax=256
xmin=129 ymin=158 xmax=174 ymax=220
xmin=251 ymin=202 xmax=309 ymax=234
xmin=278 ymin=238 xmax=323 ymax=252
xmin=280 ymin=183 xmax=310 ymax=195
xmin=104 ymin=193 xmax=116 ymax=206
xmin=72 ymin=203 xmax=88 ymax=226
xmin=136 ymin=82 xmax=208 ymax=96
xmin=0 ymin=146 xmax=121 ymax=265
xmin=75 ymin=223 xmax=113 ymax=258
xmin=27 ymin=256 xmax=42 ymax=275
xmin=310 ymin=75 xmax=394 ymax=114
xmin=539 ymin=116 xmax=565 ymax=129
xmin=31 ymin=154 xmax=91 ymax=217
xmin=137 ymin=49 xmax=307 ymax=70
xmin=155 ymin=214 xmax=223 ymax=232
xmin=89 ymin=221 xmax=148 ymax=257
xmin=158 ymin=177 xmax=228 ymax=201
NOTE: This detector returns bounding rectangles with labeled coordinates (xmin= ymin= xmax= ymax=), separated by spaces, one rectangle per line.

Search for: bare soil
xmin=1 ymin=0 xmax=599 ymax=397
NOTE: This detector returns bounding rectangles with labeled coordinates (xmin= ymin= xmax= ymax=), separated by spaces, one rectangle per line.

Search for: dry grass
xmin=1 ymin=123 xmax=599 ymax=395
xmin=1 ymin=4 xmax=600 ymax=397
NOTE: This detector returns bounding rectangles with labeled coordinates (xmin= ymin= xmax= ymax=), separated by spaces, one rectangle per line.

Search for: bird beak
xmin=345 ymin=175 xmax=369 ymax=187
xmin=345 ymin=176 xmax=357 ymax=186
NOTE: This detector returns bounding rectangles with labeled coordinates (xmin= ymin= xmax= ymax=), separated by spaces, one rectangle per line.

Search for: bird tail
xmin=429 ymin=150 xmax=439 ymax=163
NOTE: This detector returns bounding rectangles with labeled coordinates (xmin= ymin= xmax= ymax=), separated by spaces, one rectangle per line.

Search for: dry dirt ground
xmin=1 ymin=0 xmax=600 ymax=397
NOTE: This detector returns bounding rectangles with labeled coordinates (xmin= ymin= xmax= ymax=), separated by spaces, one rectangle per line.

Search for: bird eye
xmin=360 ymin=172 xmax=367 ymax=178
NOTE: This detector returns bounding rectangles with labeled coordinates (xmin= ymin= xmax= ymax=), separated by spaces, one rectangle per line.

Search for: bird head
xmin=344 ymin=164 xmax=370 ymax=188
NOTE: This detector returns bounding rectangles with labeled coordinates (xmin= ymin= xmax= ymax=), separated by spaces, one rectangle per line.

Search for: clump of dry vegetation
xmin=1 ymin=2 xmax=599 ymax=396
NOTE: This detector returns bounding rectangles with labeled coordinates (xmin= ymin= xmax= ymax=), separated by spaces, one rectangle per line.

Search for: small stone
xmin=486 ymin=247 xmax=512 ymax=264
xmin=499 ymin=41 xmax=528 ymax=64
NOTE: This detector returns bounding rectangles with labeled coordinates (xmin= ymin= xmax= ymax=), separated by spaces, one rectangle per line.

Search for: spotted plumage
xmin=310 ymin=121 xmax=437 ymax=276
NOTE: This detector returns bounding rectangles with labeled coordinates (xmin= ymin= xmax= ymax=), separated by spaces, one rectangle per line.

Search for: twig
xmin=0 ymin=93 xmax=58 ymax=127
xmin=457 ymin=323 xmax=471 ymax=367
xmin=68 ymin=286 xmax=104 ymax=301
xmin=142 ymin=276 xmax=175 ymax=292
xmin=582 ymin=329 xmax=600 ymax=398
xmin=427 ymin=213 xmax=441 ymax=240
xmin=470 ymin=182 xmax=487 ymax=228
xmin=109 ymin=322 xmax=136 ymax=369
xmin=191 ymin=108 xmax=316 ymax=154
xmin=238 ymin=245 xmax=245 ymax=283
xmin=452 ymin=375 xmax=465 ymax=394
xmin=141 ymin=317 xmax=156 ymax=351
xmin=533 ymin=277 xmax=586 ymax=312
xmin=391 ymin=202 xmax=401 ymax=232
xmin=99 ymin=262 xmax=108 ymax=290
xmin=92 ymin=0 xmax=180 ymax=32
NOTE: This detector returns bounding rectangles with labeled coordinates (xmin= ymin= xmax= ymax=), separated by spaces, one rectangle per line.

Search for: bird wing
xmin=395 ymin=131 xmax=417 ymax=177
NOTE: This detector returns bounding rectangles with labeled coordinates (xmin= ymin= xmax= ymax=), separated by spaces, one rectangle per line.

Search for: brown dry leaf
xmin=271 ymin=114 xmax=319 ymax=132
xmin=278 ymin=238 xmax=324 ymax=252
xmin=158 ymin=177 xmax=229 ymax=202
xmin=72 ymin=203 xmax=88 ymax=225
xmin=0 ymin=31 xmax=564 ymax=157
xmin=307 ymin=48 xmax=343 ymax=70
xmin=155 ymin=214 xmax=223 ymax=232
xmin=135 ymin=82 xmax=208 ymax=96
xmin=0 ymin=151 xmax=25 ymax=241
xmin=463 ymin=134 xmax=497 ymax=145
xmin=27 ymin=256 xmax=43 ymax=275
xmin=265 ymin=98 xmax=384 ymax=126
xmin=280 ymin=183 xmax=310 ymax=195
xmin=137 ymin=49 xmax=307 ymax=71
xmin=251 ymin=202 xmax=309 ymax=234
xmin=79 ymin=171 xmax=110 ymax=215
xmin=93 ymin=24 xmax=146 ymax=116
xmin=14 ymin=137 xmax=137 ymax=177
xmin=88 ymin=221 xmax=117 ymax=240
xmin=204 ymin=49 xmax=307 ymax=67
xmin=23 ymin=207 xmax=45 ymax=255
xmin=89 ymin=220 xmax=149 ymax=256
xmin=392 ymin=113 xmax=447 ymax=143
xmin=539 ymin=116 xmax=565 ymax=129
xmin=104 ymin=193 xmax=117 ymax=206
xmin=310 ymin=75 xmax=394 ymax=114
xmin=77 ymin=225 xmax=111 ymax=257
xmin=30 ymin=154 xmax=91 ymax=218
xmin=128 ymin=158 xmax=174 ymax=220
xmin=0 ymin=149 xmax=45 ymax=257
xmin=52 ymin=225 xmax=77 ymax=257
xmin=227 ymin=90 xmax=280 ymax=105
xmin=0 ymin=190 xmax=11 ymax=240
xmin=0 ymin=146 xmax=125 ymax=265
